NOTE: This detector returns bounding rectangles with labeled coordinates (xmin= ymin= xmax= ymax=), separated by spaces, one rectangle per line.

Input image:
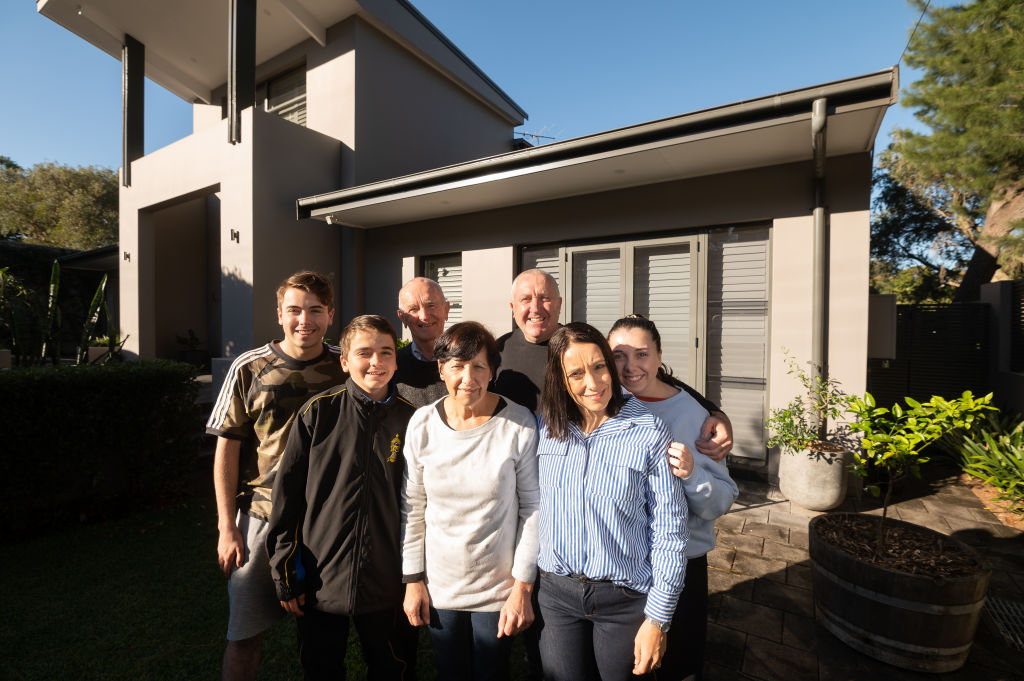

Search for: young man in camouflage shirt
xmin=207 ymin=270 xmax=345 ymax=681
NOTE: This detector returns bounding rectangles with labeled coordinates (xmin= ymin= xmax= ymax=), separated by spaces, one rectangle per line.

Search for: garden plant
xmin=845 ymin=390 xmax=995 ymax=557
xmin=961 ymin=413 xmax=1024 ymax=515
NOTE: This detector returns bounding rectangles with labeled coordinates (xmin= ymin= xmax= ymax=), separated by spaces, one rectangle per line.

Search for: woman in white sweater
xmin=401 ymin=321 xmax=540 ymax=681
xmin=608 ymin=316 xmax=739 ymax=681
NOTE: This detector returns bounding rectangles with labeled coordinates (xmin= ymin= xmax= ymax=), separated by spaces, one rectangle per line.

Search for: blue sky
xmin=2 ymin=0 xmax=949 ymax=171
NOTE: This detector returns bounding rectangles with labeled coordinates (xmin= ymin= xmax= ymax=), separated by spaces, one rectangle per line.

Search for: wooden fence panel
xmin=867 ymin=303 xmax=989 ymax=408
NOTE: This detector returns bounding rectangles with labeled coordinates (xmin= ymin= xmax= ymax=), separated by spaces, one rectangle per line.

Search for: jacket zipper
xmin=349 ymin=405 xmax=376 ymax=610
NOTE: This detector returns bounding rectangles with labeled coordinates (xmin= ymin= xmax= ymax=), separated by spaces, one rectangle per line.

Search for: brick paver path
xmin=703 ymin=464 xmax=1024 ymax=681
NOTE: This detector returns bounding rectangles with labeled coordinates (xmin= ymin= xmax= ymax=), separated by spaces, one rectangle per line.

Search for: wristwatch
xmin=644 ymin=616 xmax=671 ymax=633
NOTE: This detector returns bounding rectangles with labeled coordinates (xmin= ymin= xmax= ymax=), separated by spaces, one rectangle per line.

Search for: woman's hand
xmin=404 ymin=581 xmax=431 ymax=627
xmin=667 ymin=441 xmax=695 ymax=479
xmin=497 ymin=580 xmax=534 ymax=637
xmin=633 ymin=618 xmax=668 ymax=674
xmin=695 ymin=411 xmax=733 ymax=461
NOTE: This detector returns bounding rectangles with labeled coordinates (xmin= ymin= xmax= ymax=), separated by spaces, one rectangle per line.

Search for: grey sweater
xmin=643 ymin=389 xmax=738 ymax=558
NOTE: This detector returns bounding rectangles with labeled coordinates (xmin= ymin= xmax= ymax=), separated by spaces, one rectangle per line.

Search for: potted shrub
xmin=766 ymin=352 xmax=849 ymax=510
xmin=809 ymin=391 xmax=995 ymax=673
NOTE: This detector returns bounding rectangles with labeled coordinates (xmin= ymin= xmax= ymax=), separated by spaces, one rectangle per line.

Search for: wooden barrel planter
xmin=809 ymin=513 xmax=991 ymax=673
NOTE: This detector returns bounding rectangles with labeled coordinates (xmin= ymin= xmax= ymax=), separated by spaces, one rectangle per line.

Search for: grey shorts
xmin=226 ymin=511 xmax=284 ymax=641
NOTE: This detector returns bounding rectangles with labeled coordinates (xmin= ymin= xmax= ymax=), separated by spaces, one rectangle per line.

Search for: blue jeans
xmin=429 ymin=608 xmax=511 ymax=681
xmin=536 ymin=571 xmax=648 ymax=681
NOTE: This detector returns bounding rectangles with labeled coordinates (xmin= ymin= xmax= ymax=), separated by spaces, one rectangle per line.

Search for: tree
xmin=0 ymin=156 xmax=25 ymax=241
xmin=884 ymin=0 xmax=1024 ymax=301
xmin=0 ymin=161 xmax=118 ymax=251
xmin=870 ymin=167 xmax=970 ymax=302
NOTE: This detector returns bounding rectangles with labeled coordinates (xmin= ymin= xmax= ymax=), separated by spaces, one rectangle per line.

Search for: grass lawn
xmin=0 ymin=463 xmax=528 ymax=680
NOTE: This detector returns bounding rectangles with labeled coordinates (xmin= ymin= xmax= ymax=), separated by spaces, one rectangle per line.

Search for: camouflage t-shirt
xmin=206 ymin=342 xmax=345 ymax=520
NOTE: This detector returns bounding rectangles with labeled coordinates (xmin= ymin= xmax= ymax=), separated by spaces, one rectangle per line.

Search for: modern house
xmin=40 ymin=0 xmax=897 ymax=470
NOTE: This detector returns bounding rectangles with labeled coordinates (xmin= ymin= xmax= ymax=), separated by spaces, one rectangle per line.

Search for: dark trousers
xmin=656 ymin=554 xmax=708 ymax=681
xmin=297 ymin=607 xmax=416 ymax=681
xmin=536 ymin=571 xmax=647 ymax=681
xmin=429 ymin=608 xmax=511 ymax=681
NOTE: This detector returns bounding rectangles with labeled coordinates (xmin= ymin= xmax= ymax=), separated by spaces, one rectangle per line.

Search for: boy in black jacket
xmin=267 ymin=315 xmax=417 ymax=680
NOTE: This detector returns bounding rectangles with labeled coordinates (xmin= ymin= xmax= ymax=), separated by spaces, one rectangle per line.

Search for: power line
xmin=899 ymin=0 xmax=931 ymax=66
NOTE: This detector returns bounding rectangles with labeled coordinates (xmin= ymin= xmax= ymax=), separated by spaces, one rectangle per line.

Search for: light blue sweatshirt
xmin=641 ymin=388 xmax=738 ymax=558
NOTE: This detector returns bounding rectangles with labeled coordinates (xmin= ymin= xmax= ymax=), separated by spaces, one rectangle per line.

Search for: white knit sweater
xmin=400 ymin=397 xmax=540 ymax=611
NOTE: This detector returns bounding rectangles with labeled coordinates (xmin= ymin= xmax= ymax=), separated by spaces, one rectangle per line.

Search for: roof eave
xmin=297 ymin=67 xmax=898 ymax=223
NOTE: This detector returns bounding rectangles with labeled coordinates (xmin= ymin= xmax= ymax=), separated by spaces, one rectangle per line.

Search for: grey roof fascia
xmin=297 ymin=67 xmax=897 ymax=220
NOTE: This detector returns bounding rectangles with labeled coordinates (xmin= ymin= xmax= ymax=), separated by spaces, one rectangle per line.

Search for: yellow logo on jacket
xmin=389 ymin=433 xmax=401 ymax=462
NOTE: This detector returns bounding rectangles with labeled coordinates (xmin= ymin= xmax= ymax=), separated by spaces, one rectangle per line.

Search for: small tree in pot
xmin=766 ymin=351 xmax=849 ymax=510
xmin=809 ymin=390 xmax=996 ymax=673
xmin=845 ymin=391 xmax=995 ymax=553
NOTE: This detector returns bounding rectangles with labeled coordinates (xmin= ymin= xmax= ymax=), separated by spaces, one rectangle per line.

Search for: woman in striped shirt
xmin=609 ymin=316 xmax=738 ymax=681
xmin=535 ymin=322 xmax=688 ymax=681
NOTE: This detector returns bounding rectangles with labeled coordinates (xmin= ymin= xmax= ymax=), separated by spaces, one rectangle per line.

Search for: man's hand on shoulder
xmin=695 ymin=411 xmax=733 ymax=462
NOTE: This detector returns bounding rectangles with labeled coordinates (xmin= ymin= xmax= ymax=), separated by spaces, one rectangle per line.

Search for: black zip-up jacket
xmin=267 ymin=378 xmax=416 ymax=615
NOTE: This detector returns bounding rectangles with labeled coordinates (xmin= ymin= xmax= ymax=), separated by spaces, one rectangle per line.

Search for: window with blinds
xmin=256 ymin=65 xmax=307 ymax=127
xmin=705 ymin=226 xmax=770 ymax=460
xmin=422 ymin=254 xmax=462 ymax=328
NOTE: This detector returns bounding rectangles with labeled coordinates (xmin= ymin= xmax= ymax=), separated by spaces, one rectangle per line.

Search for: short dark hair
xmin=541 ymin=322 xmax=626 ymax=440
xmin=339 ymin=314 xmax=397 ymax=357
xmin=434 ymin=321 xmax=501 ymax=378
xmin=276 ymin=270 xmax=334 ymax=309
xmin=608 ymin=315 xmax=684 ymax=389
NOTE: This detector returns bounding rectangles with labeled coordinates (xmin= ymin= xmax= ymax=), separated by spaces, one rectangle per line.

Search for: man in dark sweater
xmin=494 ymin=269 xmax=735 ymax=461
xmin=393 ymin=277 xmax=450 ymax=407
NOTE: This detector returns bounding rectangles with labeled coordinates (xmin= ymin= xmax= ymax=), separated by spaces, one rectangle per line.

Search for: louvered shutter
xmin=521 ymin=246 xmax=562 ymax=291
xmin=571 ymin=249 xmax=621 ymax=334
xmin=266 ymin=67 xmax=306 ymax=126
xmin=706 ymin=226 xmax=769 ymax=460
xmin=633 ymin=242 xmax=695 ymax=384
xmin=423 ymin=255 xmax=462 ymax=327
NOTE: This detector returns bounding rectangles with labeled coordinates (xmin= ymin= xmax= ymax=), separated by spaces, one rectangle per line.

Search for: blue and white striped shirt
xmin=537 ymin=396 xmax=689 ymax=623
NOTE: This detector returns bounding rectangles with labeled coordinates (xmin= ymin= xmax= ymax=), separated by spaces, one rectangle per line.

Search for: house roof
xmin=58 ymin=244 xmax=118 ymax=271
xmin=298 ymin=68 xmax=898 ymax=229
xmin=37 ymin=0 xmax=526 ymax=124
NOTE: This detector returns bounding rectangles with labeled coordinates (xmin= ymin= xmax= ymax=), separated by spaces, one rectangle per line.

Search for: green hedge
xmin=0 ymin=361 xmax=201 ymax=535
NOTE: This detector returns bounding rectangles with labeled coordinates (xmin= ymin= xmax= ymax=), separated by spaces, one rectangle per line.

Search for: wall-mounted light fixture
xmin=230 ymin=229 xmax=240 ymax=243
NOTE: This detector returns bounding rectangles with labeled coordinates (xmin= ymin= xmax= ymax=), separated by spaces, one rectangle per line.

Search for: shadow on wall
xmin=209 ymin=267 xmax=253 ymax=399
xmin=219 ymin=266 xmax=253 ymax=360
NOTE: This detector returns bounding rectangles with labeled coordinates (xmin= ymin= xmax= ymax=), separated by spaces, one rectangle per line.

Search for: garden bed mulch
xmin=958 ymin=473 xmax=1024 ymax=532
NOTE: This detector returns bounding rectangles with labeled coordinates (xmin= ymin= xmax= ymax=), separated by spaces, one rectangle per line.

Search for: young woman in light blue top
xmin=608 ymin=316 xmax=739 ymax=681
